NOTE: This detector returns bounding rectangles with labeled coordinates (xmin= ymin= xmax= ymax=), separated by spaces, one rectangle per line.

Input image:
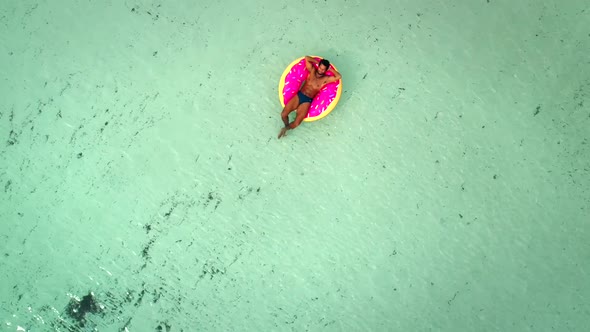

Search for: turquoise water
xmin=1 ymin=0 xmax=589 ymax=331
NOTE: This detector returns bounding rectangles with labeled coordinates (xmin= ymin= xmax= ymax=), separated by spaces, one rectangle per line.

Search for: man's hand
xmin=278 ymin=127 xmax=288 ymax=139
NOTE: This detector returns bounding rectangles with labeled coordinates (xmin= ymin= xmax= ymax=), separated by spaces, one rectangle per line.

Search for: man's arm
xmin=325 ymin=67 xmax=342 ymax=84
xmin=304 ymin=56 xmax=319 ymax=72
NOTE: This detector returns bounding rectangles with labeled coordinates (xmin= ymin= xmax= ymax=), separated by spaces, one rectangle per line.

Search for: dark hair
xmin=319 ymin=59 xmax=330 ymax=69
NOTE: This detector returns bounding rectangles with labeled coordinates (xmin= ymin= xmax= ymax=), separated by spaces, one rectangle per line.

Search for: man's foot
xmin=278 ymin=127 xmax=288 ymax=139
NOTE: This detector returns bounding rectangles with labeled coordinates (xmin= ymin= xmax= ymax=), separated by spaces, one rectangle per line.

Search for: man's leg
xmin=281 ymin=94 xmax=299 ymax=127
xmin=278 ymin=101 xmax=310 ymax=138
xmin=289 ymin=102 xmax=311 ymax=129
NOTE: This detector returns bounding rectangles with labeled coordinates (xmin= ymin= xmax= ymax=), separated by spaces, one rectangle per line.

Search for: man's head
xmin=317 ymin=59 xmax=331 ymax=76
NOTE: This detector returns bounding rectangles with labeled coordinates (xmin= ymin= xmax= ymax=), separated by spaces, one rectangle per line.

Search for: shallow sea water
xmin=1 ymin=0 xmax=589 ymax=331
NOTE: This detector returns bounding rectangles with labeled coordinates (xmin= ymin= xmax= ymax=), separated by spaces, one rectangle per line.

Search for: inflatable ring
xmin=278 ymin=56 xmax=342 ymax=122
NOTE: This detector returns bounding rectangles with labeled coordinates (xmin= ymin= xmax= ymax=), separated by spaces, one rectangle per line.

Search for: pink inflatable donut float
xmin=278 ymin=56 xmax=342 ymax=122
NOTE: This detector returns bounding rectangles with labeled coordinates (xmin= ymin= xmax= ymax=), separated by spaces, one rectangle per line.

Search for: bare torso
xmin=300 ymin=67 xmax=329 ymax=98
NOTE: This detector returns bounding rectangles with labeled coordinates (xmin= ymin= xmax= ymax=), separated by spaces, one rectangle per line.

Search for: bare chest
xmin=304 ymin=74 xmax=325 ymax=90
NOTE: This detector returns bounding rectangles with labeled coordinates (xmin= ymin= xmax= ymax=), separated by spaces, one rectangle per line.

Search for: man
xmin=278 ymin=56 xmax=342 ymax=139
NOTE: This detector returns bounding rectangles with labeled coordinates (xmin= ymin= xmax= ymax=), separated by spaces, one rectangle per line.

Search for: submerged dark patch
xmin=65 ymin=292 xmax=102 ymax=327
